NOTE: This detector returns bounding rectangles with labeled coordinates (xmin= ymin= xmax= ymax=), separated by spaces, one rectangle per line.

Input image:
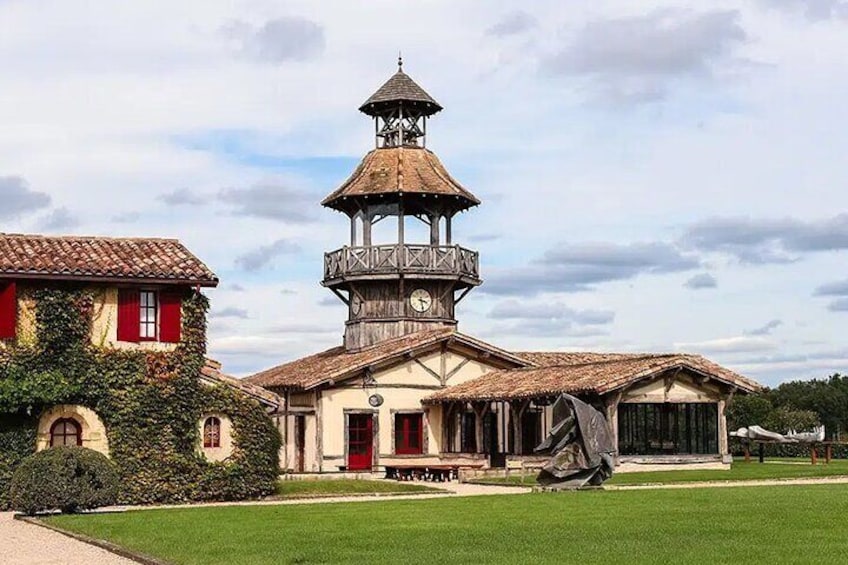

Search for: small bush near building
xmin=9 ymin=446 xmax=119 ymax=515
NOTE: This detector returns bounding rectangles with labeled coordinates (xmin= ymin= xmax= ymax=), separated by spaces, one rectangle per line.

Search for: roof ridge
xmin=0 ymin=232 xmax=180 ymax=242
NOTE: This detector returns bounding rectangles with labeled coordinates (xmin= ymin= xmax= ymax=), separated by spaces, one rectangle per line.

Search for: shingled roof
xmin=359 ymin=69 xmax=442 ymax=116
xmin=0 ymin=233 xmax=218 ymax=286
xmin=424 ymin=353 xmax=762 ymax=404
xmin=321 ymin=147 xmax=480 ymax=211
xmin=245 ymin=328 xmax=528 ymax=390
xmin=200 ymin=359 xmax=280 ymax=409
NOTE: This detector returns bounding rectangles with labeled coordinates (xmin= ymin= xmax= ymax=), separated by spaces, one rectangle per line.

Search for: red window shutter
xmin=117 ymin=288 xmax=140 ymax=343
xmin=0 ymin=281 xmax=17 ymax=340
xmin=159 ymin=291 xmax=182 ymax=343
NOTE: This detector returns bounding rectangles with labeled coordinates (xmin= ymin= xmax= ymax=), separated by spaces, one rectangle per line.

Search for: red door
xmin=348 ymin=414 xmax=373 ymax=470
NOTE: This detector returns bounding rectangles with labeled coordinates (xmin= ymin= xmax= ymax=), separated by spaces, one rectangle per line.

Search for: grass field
xmin=473 ymin=458 xmax=848 ymax=487
xmin=274 ymin=479 xmax=441 ymax=498
xmin=46 ymin=484 xmax=848 ymax=564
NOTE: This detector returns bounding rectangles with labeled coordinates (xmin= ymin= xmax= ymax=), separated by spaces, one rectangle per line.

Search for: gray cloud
xmin=684 ymin=272 xmax=718 ymax=290
xmin=223 ymin=17 xmax=325 ymax=63
xmin=210 ymin=307 xmax=249 ymax=319
xmin=234 ymin=239 xmax=300 ymax=271
xmin=219 ymin=182 xmax=317 ymax=223
xmin=762 ymin=0 xmax=848 ymax=21
xmin=158 ymin=187 xmax=205 ymax=206
xmin=682 ymin=214 xmax=848 ymax=264
xmin=280 ymin=288 xmax=297 ymax=295
xmin=486 ymin=11 xmax=538 ymax=37
xmin=827 ymin=298 xmax=848 ymax=312
xmin=485 ymin=241 xmax=698 ymax=296
xmin=37 ymin=207 xmax=80 ymax=232
xmin=489 ymin=300 xmax=614 ymax=325
xmin=468 ymin=233 xmax=502 ymax=243
xmin=318 ymin=296 xmax=341 ymax=307
xmin=227 ymin=283 xmax=246 ymax=292
xmin=268 ymin=323 xmax=337 ymax=334
xmin=543 ymin=9 xmax=746 ymax=103
xmin=814 ymin=279 xmax=848 ymax=296
xmin=745 ymin=319 xmax=783 ymax=336
xmin=0 ymin=176 xmax=51 ymax=220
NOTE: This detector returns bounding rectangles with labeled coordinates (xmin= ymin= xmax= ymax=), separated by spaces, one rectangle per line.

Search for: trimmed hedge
xmin=10 ymin=446 xmax=119 ymax=515
xmin=0 ymin=285 xmax=281 ymax=507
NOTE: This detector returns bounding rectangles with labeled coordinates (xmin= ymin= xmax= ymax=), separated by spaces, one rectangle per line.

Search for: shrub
xmin=9 ymin=446 xmax=119 ymax=515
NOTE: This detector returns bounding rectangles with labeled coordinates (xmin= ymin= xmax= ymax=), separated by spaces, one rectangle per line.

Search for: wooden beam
xmin=413 ymin=357 xmax=441 ymax=382
xmin=445 ymin=358 xmax=471 ymax=383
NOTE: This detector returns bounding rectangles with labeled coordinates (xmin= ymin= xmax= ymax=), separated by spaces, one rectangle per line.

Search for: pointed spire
xmin=359 ymin=57 xmax=442 ymax=117
xmin=398 ymin=52 xmax=403 ymax=72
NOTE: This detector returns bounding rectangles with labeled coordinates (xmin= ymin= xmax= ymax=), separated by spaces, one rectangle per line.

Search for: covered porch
xmin=424 ymin=353 xmax=763 ymax=471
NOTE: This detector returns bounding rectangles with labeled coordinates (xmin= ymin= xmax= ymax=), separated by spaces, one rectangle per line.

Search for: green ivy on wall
xmin=0 ymin=285 xmax=281 ymax=508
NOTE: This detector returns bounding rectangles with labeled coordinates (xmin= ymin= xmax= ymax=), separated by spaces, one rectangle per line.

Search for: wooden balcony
xmin=323 ymin=244 xmax=480 ymax=285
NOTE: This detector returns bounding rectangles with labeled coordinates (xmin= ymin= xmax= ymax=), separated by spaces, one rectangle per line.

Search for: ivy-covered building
xmin=0 ymin=234 xmax=281 ymax=507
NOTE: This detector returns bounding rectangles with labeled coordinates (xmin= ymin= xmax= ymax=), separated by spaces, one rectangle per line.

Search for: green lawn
xmin=473 ymin=458 xmax=848 ymax=487
xmin=46 ymin=484 xmax=848 ymax=564
xmin=274 ymin=479 xmax=441 ymax=498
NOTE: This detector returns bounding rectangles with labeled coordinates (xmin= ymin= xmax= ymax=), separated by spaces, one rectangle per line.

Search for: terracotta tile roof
xmin=0 ymin=233 xmax=218 ymax=286
xmin=200 ymin=359 xmax=281 ymax=409
xmin=424 ymin=353 xmax=763 ymax=404
xmin=321 ymin=147 xmax=480 ymax=211
xmin=517 ymin=351 xmax=652 ymax=367
xmin=245 ymin=328 xmax=528 ymax=390
xmin=359 ymin=70 xmax=442 ymax=116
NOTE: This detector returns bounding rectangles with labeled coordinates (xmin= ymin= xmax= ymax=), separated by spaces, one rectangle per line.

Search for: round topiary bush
xmin=9 ymin=446 xmax=119 ymax=515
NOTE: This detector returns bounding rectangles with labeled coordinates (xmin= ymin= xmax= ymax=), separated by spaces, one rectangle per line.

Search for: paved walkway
xmin=0 ymin=512 xmax=135 ymax=565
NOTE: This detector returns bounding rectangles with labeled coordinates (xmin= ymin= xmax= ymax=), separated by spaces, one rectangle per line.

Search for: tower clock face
xmin=410 ymin=288 xmax=432 ymax=313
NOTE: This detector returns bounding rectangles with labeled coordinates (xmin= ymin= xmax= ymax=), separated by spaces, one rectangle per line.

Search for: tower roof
xmin=321 ymin=146 xmax=480 ymax=212
xmin=359 ymin=62 xmax=442 ymax=117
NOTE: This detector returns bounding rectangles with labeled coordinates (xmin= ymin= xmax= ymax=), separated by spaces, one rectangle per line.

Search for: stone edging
xmin=13 ymin=514 xmax=169 ymax=565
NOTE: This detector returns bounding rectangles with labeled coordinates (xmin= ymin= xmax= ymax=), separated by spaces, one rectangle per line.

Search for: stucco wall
xmin=36 ymin=404 xmax=110 ymax=456
xmin=316 ymin=347 xmax=502 ymax=470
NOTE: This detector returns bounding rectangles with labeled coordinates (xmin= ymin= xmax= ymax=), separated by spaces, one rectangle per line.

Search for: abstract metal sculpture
xmin=534 ymin=394 xmax=616 ymax=488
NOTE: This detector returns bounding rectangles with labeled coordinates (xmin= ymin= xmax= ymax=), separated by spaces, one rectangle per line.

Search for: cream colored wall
xmin=198 ymin=414 xmax=234 ymax=462
xmin=36 ymin=405 xmax=110 ymax=456
xmin=91 ymin=287 xmax=177 ymax=351
xmin=317 ymin=349 xmax=502 ymax=470
xmin=622 ymin=374 xmax=723 ymax=403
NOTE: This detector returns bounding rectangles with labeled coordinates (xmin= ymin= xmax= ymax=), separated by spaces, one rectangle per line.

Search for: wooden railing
xmin=324 ymin=244 xmax=479 ymax=280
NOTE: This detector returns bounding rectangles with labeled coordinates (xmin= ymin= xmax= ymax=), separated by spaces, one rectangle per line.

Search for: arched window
xmin=50 ymin=418 xmax=82 ymax=447
xmin=203 ymin=417 xmax=221 ymax=448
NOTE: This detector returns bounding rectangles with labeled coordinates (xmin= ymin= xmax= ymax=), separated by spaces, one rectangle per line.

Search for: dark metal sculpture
xmin=534 ymin=394 xmax=616 ymax=488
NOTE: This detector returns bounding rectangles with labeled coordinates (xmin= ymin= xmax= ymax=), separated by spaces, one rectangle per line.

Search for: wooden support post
xmin=363 ymin=215 xmax=372 ymax=247
xmin=473 ymin=402 xmax=490 ymax=456
xmin=430 ymin=214 xmax=440 ymax=246
xmin=446 ymin=215 xmax=452 ymax=245
xmin=744 ymin=442 xmax=750 ymax=463
xmin=758 ymin=442 xmax=764 ymax=464
xmin=510 ymin=400 xmax=530 ymax=456
xmin=826 ymin=444 xmax=832 ymax=464
xmin=350 ymin=216 xmax=357 ymax=246
xmin=811 ymin=445 xmax=818 ymax=466
xmin=398 ymin=201 xmax=405 ymax=245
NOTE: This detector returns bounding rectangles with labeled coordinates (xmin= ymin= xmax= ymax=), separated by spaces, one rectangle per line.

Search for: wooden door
xmin=347 ymin=413 xmax=373 ymax=470
xmin=294 ymin=415 xmax=306 ymax=473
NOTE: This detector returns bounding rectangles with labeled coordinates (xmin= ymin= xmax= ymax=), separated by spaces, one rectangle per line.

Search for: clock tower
xmin=322 ymin=58 xmax=482 ymax=352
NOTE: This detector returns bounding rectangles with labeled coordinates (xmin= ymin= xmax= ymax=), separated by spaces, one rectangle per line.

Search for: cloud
xmin=37 ymin=207 xmax=80 ymax=232
xmin=827 ymin=298 xmax=848 ymax=312
xmin=318 ymin=296 xmax=341 ymax=307
xmin=210 ymin=307 xmax=249 ymax=319
xmin=0 ymin=176 xmax=51 ymax=220
xmin=485 ymin=242 xmax=699 ymax=295
xmin=684 ymin=272 xmax=718 ymax=289
xmin=813 ymin=279 xmax=848 ymax=296
xmin=745 ymin=319 xmax=782 ymax=336
xmin=234 ymin=238 xmax=300 ymax=271
xmin=158 ymin=187 xmax=205 ymax=206
xmin=682 ymin=214 xmax=848 ymax=264
xmin=489 ymin=300 xmax=614 ymax=325
xmin=675 ymin=336 xmax=777 ymax=354
xmin=468 ymin=233 xmax=502 ymax=243
xmin=219 ymin=182 xmax=317 ymax=223
xmin=762 ymin=0 xmax=848 ymax=21
xmin=222 ymin=17 xmax=325 ymax=64
xmin=486 ymin=11 xmax=538 ymax=37
xmin=267 ymin=323 xmax=338 ymax=334
xmin=227 ymin=283 xmax=246 ymax=292
xmin=543 ymin=9 xmax=747 ymax=103
xmin=111 ymin=211 xmax=140 ymax=223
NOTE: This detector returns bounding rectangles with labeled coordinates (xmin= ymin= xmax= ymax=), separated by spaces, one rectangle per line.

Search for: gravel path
xmin=0 ymin=512 xmax=136 ymax=565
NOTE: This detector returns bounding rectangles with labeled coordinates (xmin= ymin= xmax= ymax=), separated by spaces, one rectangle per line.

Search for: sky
xmin=2 ymin=0 xmax=848 ymax=386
